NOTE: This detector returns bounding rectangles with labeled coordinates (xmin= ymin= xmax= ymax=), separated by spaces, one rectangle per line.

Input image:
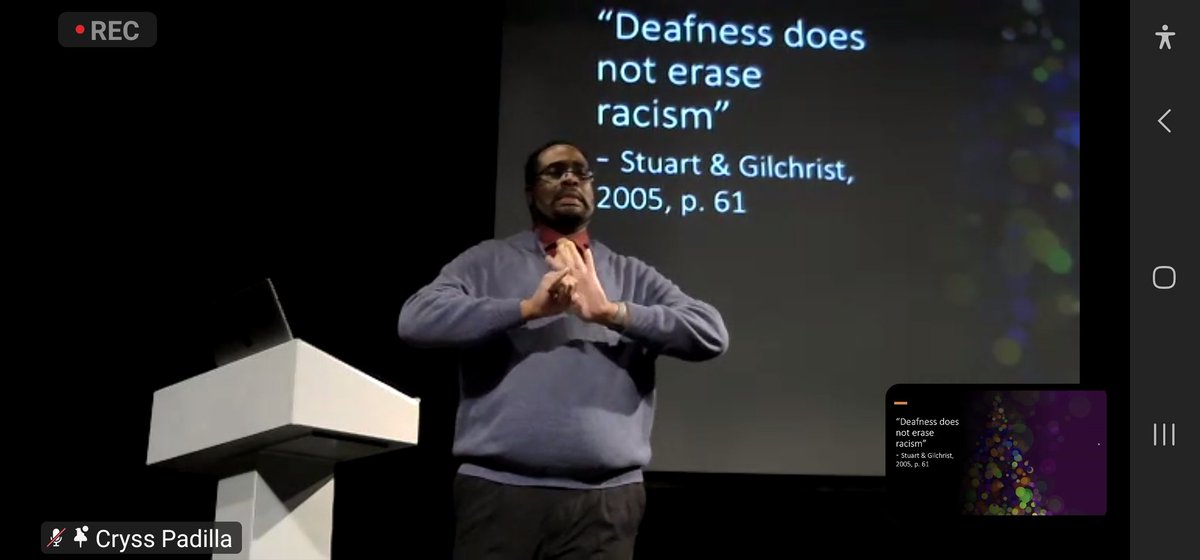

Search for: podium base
xmin=214 ymin=452 xmax=335 ymax=560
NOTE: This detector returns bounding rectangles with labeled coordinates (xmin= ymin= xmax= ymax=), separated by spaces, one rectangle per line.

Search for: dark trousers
xmin=453 ymin=473 xmax=646 ymax=560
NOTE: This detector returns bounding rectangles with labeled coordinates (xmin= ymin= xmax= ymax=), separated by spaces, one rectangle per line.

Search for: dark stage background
xmin=33 ymin=2 xmax=1125 ymax=558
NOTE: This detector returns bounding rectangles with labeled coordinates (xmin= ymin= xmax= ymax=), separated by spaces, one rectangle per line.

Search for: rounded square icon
xmin=1153 ymin=266 xmax=1175 ymax=289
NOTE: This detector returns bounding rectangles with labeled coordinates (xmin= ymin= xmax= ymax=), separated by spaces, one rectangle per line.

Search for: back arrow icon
xmin=1159 ymin=109 xmax=1172 ymax=133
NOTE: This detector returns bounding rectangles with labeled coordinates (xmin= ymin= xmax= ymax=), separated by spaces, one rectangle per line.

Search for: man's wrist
xmin=519 ymin=299 xmax=537 ymax=321
xmin=604 ymin=301 xmax=627 ymax=329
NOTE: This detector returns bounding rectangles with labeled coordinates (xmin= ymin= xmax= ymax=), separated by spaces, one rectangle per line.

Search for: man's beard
xmin=532 ymin=203 xmax=588 ymax=233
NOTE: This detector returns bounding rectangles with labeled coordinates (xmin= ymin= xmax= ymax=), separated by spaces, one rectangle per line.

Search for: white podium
xmin=146 ymin=339 xmax=419 ymax=559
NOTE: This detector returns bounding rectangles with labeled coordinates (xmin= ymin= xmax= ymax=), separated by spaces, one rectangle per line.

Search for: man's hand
xmin=548 ymin=239 xmax=576 ymax=270
xmin=555 ymin=242 xmax=620 ymax=326
xmin=546 ymin=239 xmax=578 ymax=300
xmin=540 ymin=239 xmax=622 ymax=327
xmin=571 ymin=248 xmax=620 ymax=324
xmin=520 ymin=267 xmax=574 ymax=320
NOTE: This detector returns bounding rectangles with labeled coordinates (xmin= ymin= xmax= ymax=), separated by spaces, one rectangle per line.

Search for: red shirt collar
xmin=535 ymin=225 xmax=590 ymax=257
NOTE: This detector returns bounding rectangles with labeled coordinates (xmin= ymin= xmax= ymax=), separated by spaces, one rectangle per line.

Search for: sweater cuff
xmin=620 ymin=302 xmax=655 ymax=339
xmin=492 ymin=298 xmax=526 ymax=330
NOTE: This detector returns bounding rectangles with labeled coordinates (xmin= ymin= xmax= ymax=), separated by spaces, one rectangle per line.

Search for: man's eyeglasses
xmin=539 ymin=162 xmax=594 ymax=182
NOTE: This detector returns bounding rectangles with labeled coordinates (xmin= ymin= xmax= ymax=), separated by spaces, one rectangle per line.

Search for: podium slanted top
xmin=146 ymin=339 xmax=418 ymax=475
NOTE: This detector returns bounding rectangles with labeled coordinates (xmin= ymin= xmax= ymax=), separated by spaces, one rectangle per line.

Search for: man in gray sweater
xmin=398 ymin=140 xmax=729 ymax=560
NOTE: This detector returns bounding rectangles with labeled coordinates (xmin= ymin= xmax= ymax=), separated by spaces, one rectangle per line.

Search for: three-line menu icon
xmin=1152 ymin=423 xmax=1176 ymax=446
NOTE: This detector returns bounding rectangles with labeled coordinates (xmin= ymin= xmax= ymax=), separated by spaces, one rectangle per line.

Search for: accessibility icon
xmin=1157 ymin=25 xmax=1175 ymax=50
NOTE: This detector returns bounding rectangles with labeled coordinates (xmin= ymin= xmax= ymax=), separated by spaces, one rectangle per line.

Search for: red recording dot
xmin=75 ymin=24 xmax=84 ymax=34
